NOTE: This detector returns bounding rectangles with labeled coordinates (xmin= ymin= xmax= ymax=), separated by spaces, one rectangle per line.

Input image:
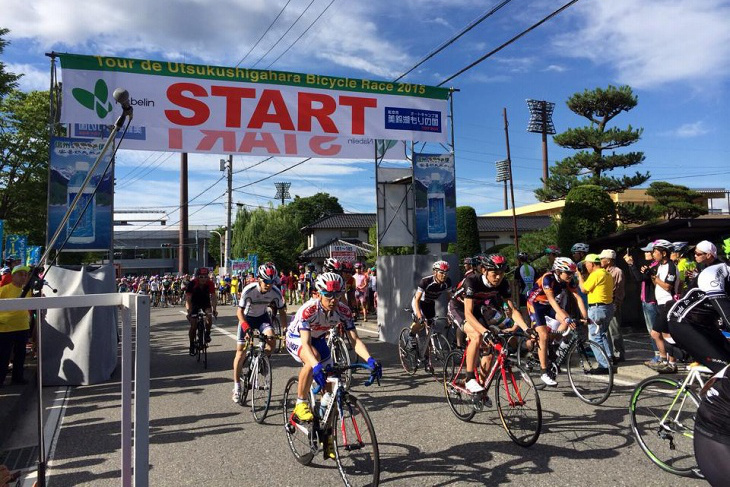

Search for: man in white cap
xmin=600 ymin=249 xmax=625 ymax=364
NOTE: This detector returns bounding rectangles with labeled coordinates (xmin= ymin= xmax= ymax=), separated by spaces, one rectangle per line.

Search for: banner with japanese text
xmin=26 ymin=246 xmax=42 ymax=265
xmin=47 ymin=137 xmax=114 ymax=251
xmin=59 ymin=54 xmax=449 ymax=158
xmin=413 ymin=153 xmax=457 ymax=244
xmin=4 ymin=234 xmax=27 ymax=262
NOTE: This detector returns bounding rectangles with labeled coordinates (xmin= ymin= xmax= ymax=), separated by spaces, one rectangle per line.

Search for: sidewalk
xmin=0 ymin=358 xmax=38 ymax=471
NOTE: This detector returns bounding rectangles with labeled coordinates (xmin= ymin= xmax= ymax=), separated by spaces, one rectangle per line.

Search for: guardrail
xmin=0 ymin=293 xmax=150 ymax=487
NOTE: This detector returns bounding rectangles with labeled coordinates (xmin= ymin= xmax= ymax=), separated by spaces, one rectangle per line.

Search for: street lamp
xmin=210 ymin=230 xmax=223 ymax=271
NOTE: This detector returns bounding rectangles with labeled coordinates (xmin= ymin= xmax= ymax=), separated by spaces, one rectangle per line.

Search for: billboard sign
xmin=413 ymin=153 xmax=457 ymax=244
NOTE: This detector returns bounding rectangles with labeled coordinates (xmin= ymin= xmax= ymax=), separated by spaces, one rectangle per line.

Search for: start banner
xmin=59 ymin=54 xmax=450 ymax=158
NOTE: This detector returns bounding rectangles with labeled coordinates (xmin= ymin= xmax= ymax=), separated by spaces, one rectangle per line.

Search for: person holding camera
xmin=624 ymin=244 xmax=661 ymax=367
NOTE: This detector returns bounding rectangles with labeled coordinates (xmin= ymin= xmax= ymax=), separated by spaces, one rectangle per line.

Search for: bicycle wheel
xmin=251 ymin=354 xmax=272 ymax=423
xmin=238 ymin=352 xmax=251 ymax=406
xmin=331 ymin=336 xmax=353 ymax=390
xmin=567 ymin=339 xmax=613 ymax=405
xmin=283 ymin=377 xmax=316 ymax=465
xmin=442 ymin=350 xmax=476 ymax=422
xmin=397 ymin=328 xmax=418 ymax=375
xmin=196 ymin=320 xmax=204 ymax=364
xmin=495 ymin=363 xmax=542 ymax=447
xmin=629 ymin=377 xmax=700 ymax=477
xmin=515 ymin=337 xmax=546 ymax=391
xmin=334 ymin=394 xmax=380 ymax=487
xmin=271 ymin=315 xmax=283 ymax=353
xmin=427 ymin=333 xmax=451 ymax=377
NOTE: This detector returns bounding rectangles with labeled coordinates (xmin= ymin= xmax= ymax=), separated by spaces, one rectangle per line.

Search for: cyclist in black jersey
xmin=408 ymin=260 xmax=452 ymax=348
xmin=695 ymin=364 xmax=730 ymax=485
xmin=668 ymin=240 xmax=730 ymax=373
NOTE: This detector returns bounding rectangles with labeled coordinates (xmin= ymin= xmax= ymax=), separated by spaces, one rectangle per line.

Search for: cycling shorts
xmin=237 ymin=314 xmax=273 ymax=344
xmin=528 ymin=302 xmax=556 ymax=328
xmin=355 ymin=289 xmax=367 ymax=303
xmin=285 ymin=335 xmax=333 ymax=367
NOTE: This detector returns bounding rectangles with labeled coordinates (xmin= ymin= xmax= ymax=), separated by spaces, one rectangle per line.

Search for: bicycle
xmin=283 ymin=363 xmax=381 ymax=486
xmin=398 ymin=311 xmax=451 ymax=378
xmin=443 ymin=330 xmax=542 ymax=447
xmin=328 ymin=322 xmax=353 ymax=390
xmin=516 ymin=318 xmax=614 ymax=405
xmin=629 ymin=362 xmax=711 ymax=478
xmin=192 ymin=310 xmax=210 ymax=369
xmin=237 ymin=330 xmax=280 ymax=423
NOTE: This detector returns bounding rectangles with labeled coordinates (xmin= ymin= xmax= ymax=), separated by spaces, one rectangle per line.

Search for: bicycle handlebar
xmin=311 ymin=362 xmax=381 ymax=393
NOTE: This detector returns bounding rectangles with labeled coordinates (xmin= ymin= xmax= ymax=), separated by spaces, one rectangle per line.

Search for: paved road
xmin=17 ymin=305 xmax=708 ymax=486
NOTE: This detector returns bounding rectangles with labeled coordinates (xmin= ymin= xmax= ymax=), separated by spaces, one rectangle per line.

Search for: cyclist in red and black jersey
xmin=448 ymin=254 xmax=529 ymax=393
xmin=185 ymin=267 xmax=218 ymax=355
xmin=408 ymin=260 xmax=452 ymax=347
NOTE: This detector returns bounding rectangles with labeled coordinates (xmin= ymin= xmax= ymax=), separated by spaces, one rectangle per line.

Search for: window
xmin=341 ymin=230 xmax=359 ymax=238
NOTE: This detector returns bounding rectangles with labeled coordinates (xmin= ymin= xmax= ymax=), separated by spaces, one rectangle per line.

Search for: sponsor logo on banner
xmin=59 ymin=54 xmax=449 ymax=158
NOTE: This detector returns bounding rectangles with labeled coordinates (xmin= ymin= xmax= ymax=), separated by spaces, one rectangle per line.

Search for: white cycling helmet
xmin=433 ymin=260 xmax=450 ymax=272
xmin=552 ymin=257 xmax=577 ymax=273
xmin=315 ymin=272 xmax=344 ymax=293
xmin=258 ymin=263 xmax=277 ymax=280
xmin=652 ymin=239 xmax=673 ymax=250
xmin=570 ymin=243 xmax=590 ymax=254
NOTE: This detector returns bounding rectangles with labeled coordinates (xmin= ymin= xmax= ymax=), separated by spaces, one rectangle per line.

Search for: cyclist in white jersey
xmin=232 ymin=263 xmax=288 ymax=403
xmin=285 ymin=272 xmax=381 ymax=459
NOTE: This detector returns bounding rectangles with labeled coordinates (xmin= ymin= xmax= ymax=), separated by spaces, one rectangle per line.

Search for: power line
xmin=265 ymin=0 xmax=337 ymax=69
xmin=438 ymin=0 xmax=582 ymax=86
xmin=235 ymin=0 xmax=294 ymax=67
xmin=232 ymin=158 xmax=312 ymax=191
xmin=393 ymin=0 xmax=514 ymax=82
xmin=251 ymin=0 xmax=317 ymax=68
xmin=116 ymin=152 xmax=176 ymax=189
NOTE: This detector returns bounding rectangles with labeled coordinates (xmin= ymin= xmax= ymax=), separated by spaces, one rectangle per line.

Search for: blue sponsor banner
xmin=384 ymin=107 xmax=441 ymax=133
xmin=26 ymin=246 xmax=42 ymax=266
xmin=5 ymin=234 xmax=28 ymax=262
xmin=73 ymin=123 xmax=147 ymax=140
xmin=414 ymin=153 xmax=457 ymax=244
xmin=47 ymin=137 xmax=113 ymax=251
xmin=0 ymin=220 xmax=3 ymax=257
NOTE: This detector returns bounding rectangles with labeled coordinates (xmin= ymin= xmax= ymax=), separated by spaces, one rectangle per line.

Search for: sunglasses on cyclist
xmin=260 ymin=278 xmax=275 ymax=285
xmin=320 ymin=290 xmax=342 ymax=298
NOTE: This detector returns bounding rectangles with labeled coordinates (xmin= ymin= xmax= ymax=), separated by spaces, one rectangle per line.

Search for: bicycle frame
xmin=450 ymin=339 xmax=525 ymax=407
xmin=658 ymin=363 xmax=710 ymax=435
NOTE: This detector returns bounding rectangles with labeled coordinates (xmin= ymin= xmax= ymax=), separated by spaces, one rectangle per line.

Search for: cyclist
xmin=462 ymin=256 xmax=476 ymax=278
xmin=694 ymin=364 xmax=730 ymax=485
xmin=648 ymin=239 xmax=682 ymax=374
xmin=285 ymin=272 xmax=382 ymax=459
xmin=232 ymin=262 xmax=288 ymax=403
xmin=527 ymin=256 xmax=588 ymax=386
xmin=323 ymin=257 xmax=342 ymax=274
xmin=185 ymin=267 xmax=218 ymax=356
xmin=515 ymin=252 xmax=536 ymax=313
xmin=408 ymin=260 xmax=452 ymax=349
xmin=668 ymin=240 xmax=730 ymax=374
xmin=449 ymin=254 xmax=529 ymax=393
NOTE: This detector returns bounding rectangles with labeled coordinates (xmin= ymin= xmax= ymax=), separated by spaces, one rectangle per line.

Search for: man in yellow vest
xmin=0 ymin=265 xmax=32 ymax=386
xmin=577 ymin=254 xmax=614 ymax=374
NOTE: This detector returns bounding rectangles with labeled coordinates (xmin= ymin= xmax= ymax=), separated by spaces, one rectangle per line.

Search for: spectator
xmin=369 ymin=267 xmax=377 ymax=312
xmin=0 ymin=265 xmax=32 ymax=386
xmin=648 ymin=239 xmax=681 ymax=374
xmin=600 ymin=249 xmax=626 ymax=363
xmin=0 ymin=256 xmax=21 ymax=287
xmin=624 ymin=244 xmax=661 ymax=367
xmin=577 ymin=254 xmax=614 ymax=373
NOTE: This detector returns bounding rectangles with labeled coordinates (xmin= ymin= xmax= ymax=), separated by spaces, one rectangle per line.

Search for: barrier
xmin=0 ymin=292 xmax=150 ymax=487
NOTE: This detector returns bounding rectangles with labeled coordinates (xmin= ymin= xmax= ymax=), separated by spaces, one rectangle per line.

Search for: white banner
xmin=59 ymin=54 xmax=450 ymax=158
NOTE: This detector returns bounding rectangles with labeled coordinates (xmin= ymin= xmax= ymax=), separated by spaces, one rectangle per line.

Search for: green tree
xmin=365 ymin=226 xmax=428 ymax=265
xmin=234 ymin=204 xmax=302 ymax=272
xmin=557 ymin=185 xmax=616 ymax=252
xmin=0 ymin=29 xmax=21 ymax=101
xmin=282 ymin=192 xmax=343 ymax=229
xmin=536 ymin=85 xmax=650 ymax=214
xmin=645 ymin=181 xmax=708 ymax=219
xmin=231 ymin=206 xmax=252 ymax=259
xmin=446 ymin=206 xmax=481 ymax=260
xmin=0 ymin=89 xmax=54 ymax=244
xmin=501 ymin=219 xmax=560 ymax=274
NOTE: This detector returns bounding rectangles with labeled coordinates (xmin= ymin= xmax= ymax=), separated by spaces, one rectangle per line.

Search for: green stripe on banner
xmin=58 ymin=53 xmax=451 ymax=100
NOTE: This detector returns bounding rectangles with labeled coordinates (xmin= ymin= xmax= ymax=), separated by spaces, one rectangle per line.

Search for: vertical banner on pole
xmin=4 ymin=234 xmax=28 ymax=262
xmin=0 ymin=220 xmax=4 ymax=258
xmin=47 ymin=137 xmax=113 ymax=251
xmin=27 ymin=246 xmax=42 ymax=265
xmin=413 ymin=153 xmax=457 ymax=244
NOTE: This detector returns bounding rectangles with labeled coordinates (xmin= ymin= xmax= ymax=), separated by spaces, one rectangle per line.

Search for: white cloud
xmin=554 ymin=0 xmax=730 ymax=88
xmin=544 ymin=64 xmax=566 ymax=73
xmin=6 ymin=63 xmax=49 ymax=92
xmin=662 ymin=121 xmax=710 ymax=138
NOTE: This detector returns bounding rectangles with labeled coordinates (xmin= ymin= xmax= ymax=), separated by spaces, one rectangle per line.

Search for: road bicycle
xmin=328 ymin=322 xmax=353 ymax=390
xmin=237 ymin=330 xmax=281 ymax=423
xmin=398 ymin=311 xmax=451 ymax=378
xmin=443 ymin=330 xmax=542 ymax=447
xmin=516 ymin=318 xmax=614 ymax=405
xmin=284 ymin=363 xmax=381 ymax=486
xmin=192 ymin=310 xmax=210 ymax=369
xmin=629 ymin=362 xmax=711 ymax=478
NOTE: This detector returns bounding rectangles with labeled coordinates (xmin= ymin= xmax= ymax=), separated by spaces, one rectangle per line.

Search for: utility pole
xmin=221 ymin=155 xmax=233 ymax=274
xmin=179 ymin=153 xmax=189 ymax=275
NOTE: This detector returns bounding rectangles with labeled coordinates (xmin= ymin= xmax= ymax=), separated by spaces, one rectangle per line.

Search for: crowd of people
xmin=0 ymin=254 xmax=32 ymax=388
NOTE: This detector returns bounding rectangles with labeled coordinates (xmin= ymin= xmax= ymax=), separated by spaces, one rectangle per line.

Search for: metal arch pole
xmin=224 ymin=154 xmax=233 ymax=273
xmin=121 ymin=294 xmax=132 ymax=487
xmin=374 ymin=142 xmax=379 ymax=258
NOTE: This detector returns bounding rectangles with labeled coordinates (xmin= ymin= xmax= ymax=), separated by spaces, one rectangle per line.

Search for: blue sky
xmin=3 ymin=0 xmax=730 ymax=226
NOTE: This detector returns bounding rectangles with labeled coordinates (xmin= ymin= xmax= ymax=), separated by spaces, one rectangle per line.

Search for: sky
xmin=3 ymin=0 xmax=730 ymax=228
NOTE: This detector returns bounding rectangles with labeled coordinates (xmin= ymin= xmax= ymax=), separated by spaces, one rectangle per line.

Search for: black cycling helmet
xmin=477 ymin=254 xmax=509 ymax=271
xmin=517 ymin=252 xmax=529 ymax=262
